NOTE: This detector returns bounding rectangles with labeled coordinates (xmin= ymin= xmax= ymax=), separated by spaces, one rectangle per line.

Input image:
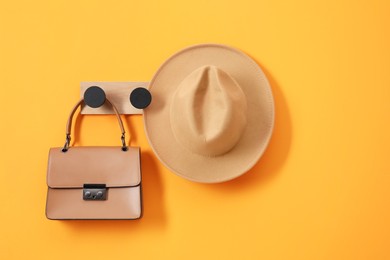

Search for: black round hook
xmin=130 ymin=87 xmax=152 ymax=109
xmin=84 ymin=86 xmax=106 ymax=108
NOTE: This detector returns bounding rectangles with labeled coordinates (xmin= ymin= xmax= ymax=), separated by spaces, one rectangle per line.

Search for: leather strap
xmin=62 ymin=98 xmax=127 ymax=152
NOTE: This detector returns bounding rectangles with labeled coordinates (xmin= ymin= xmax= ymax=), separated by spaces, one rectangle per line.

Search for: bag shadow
xmin=61 ymin=115 xmax=166 ymax=232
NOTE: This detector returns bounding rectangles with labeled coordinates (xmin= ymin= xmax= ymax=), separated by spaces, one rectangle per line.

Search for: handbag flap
xmin=47 ymin=146 xmax=141 ymax=188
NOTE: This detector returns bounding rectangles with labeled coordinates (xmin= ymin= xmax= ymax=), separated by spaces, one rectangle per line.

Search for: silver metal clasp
xmin=83 ymin=184 xmax=107 ymax=200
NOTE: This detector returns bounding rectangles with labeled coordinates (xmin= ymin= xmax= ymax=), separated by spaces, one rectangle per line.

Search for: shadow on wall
xmin=60 ymin=60 xmax=289 ymax=229
xmin=62 ymin=112 xmax=166 ymax=231
xmin=210 ymin=63 xmax=292 ymax=191
xmin=61 ymin=97 xmax=166 ymax=234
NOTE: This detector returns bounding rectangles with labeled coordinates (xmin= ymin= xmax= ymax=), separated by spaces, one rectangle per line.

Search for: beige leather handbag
xmin=46 ymin=99 xmax=142 ymax=220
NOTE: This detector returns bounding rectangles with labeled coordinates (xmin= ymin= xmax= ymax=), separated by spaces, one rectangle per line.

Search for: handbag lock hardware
xmin=83 ymin=184 xmax=107 ymax=200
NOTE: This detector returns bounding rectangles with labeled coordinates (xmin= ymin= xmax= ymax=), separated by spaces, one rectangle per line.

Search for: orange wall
xmin=1 ymin=1 xmax=389 ymax=259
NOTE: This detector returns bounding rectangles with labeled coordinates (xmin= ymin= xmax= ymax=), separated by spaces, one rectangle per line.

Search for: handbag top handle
xmin=62 ymin=98 xmax=127 ymax=152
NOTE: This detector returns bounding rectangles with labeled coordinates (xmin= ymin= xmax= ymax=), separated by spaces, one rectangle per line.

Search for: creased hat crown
xmin=170 ymin=65 xmax=248 ymax=156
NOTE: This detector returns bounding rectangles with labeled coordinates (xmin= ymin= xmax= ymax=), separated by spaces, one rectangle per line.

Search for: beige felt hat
xmin=144 ymin=44 xmax=274 ymax=183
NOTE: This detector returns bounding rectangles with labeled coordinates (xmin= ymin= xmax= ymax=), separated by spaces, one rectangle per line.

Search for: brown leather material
xmin=46 ymin=186 xmax=142 ymax=220
xmin=47 ymin=147 xmax=141 ymax=188
xmin=46 ymin=146 xmax=142 ymax=220
xmin=46 ymin=98 xmax=142 ymax=220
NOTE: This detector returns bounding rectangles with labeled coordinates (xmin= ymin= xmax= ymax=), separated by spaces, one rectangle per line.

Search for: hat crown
xmin=170 ymin=65 xmax=247 ymax=156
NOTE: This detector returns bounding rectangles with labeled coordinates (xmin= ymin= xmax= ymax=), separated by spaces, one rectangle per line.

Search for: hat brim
xmin=143 ymin=44 xmax=274 ymax=183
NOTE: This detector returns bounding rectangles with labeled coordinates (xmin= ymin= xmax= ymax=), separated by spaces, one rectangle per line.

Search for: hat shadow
xmin=61 ymin=115 xmax=166 ymax=232
xmin=209 ymin=64 xmax=292 ymax=190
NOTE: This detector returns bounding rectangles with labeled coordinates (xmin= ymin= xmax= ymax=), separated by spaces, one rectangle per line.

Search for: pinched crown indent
xmin=170 ymin=65 xmax=248 ymax=156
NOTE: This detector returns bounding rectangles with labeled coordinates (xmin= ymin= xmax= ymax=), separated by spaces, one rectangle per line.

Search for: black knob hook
xmin=130 ymin=87 xmax=152 ymax=109
xmin=84 ymin=86 xmax=106 ymax=108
